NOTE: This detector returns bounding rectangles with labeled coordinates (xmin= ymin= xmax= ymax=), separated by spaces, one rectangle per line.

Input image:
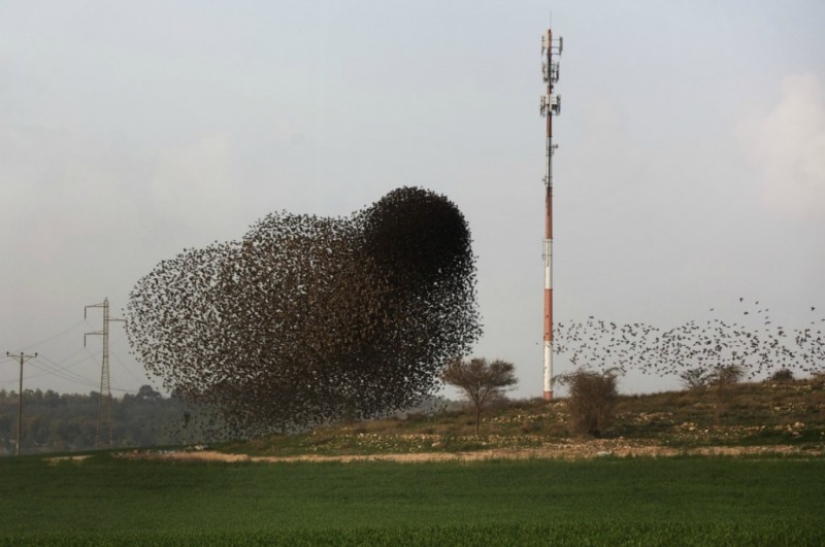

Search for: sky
xmin=1 ymin=1 xmax=824 ymax=400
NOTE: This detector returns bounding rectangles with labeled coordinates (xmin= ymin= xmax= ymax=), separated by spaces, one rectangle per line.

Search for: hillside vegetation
xmin=3 ymin=377 xmax=823 ymax=458
xmin=223 ymin=377 xmax=825 ymax=457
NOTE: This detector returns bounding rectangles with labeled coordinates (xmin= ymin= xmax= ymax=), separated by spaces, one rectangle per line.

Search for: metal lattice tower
xmin=540 ymin=28 xmax=563 ymax=400
xmin=85 ymin=298 xmax=125 ymax=449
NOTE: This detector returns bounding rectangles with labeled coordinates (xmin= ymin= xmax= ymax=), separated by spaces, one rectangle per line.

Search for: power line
xmin=18 ymin=319 xmax=88 ymax=351
xmin=0 ymin=350 xmax=142 ymax=395
xmin=29 ymin=356 xmax=100 ymax=389
xmin=110 ymin=351 xmax=147 ymax=386
xmin=1 ymin=348 xmax=100 ymax=384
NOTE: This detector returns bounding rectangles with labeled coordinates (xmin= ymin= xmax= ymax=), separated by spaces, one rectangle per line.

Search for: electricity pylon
xmin=85 ymin=298 xmax=125 ymax=449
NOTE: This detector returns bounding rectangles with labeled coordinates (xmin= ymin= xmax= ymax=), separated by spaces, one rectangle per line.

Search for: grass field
xmin=1 ymin=454 xmax=823 ymax=545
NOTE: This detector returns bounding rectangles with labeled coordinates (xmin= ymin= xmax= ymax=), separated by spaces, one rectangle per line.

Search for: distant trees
xmin=136 ymin=385 xmax=163 ymax=401
xmin=680 ymin=364 xmax=746 ymax=393
xmin=442 ymin=358 xmax=517 ymax=434
xmin=0 ymin=386 xmax=226 ymax=456
xmin=555 ymin=368 xmax=620 ymax=438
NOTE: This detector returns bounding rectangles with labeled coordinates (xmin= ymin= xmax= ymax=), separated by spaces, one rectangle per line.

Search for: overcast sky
xmin=1 ymin=1 xmax=824 ymax=400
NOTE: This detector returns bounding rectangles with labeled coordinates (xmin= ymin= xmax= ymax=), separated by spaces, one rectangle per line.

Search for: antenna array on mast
xmin=540 ymin=27 xmax=563 ymax=400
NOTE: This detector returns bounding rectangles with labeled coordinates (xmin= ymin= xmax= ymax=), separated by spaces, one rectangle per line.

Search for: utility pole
xmin=85 ymin=298 xmax=125 ymax=449
xmin=540 ymin=28 xmax=563 ymax=400
xmin=5 ymin=351 xmax=37 ymax=456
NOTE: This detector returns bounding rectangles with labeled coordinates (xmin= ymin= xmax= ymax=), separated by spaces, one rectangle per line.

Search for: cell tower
xmin=85 ymin=297 xmax=125 ymax=449
xmin=540 ymin=28 xmax=562 ymax=400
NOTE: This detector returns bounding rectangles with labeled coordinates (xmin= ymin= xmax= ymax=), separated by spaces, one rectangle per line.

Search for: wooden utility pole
xmin=5 ymin=351 xmax=38 ymax=456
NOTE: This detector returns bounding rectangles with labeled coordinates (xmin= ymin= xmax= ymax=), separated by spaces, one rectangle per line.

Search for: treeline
xmin=0 ymin=386 xmax=227 ymax=456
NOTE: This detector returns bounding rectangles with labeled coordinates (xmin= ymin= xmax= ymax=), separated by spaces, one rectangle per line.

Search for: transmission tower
xmin=540 ymin=28 xmax=563 ymax=400
xmin=4 ymin=351 xmax=37 ymax=456
xmin=85 ymin=298 xmax=125 ymax=449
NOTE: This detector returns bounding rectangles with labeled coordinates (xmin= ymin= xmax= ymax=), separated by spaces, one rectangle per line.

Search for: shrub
xmin=768 ymin=369 xmax=794 ymax=382
xmin=555 ymin=368 xmax=620 ymax=437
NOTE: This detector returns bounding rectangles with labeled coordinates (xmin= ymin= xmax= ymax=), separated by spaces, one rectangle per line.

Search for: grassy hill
xmin=220 ymin=376 xmax=825 ymax=457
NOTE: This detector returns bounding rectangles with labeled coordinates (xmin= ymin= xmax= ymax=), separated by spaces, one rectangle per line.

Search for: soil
xmin=44 ymin=455 xmax=93 ymax=465
xmin=117 ymin=440 xmax=825 ymax=464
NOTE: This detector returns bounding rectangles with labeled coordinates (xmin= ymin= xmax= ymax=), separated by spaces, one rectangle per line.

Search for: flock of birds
xmin=125 ymin=188 xmax=481 ymax=434
xmin=554 ymin=298 xmax=824 ymax=383
xmin=124 ymin=182 xmax=821 ymax=436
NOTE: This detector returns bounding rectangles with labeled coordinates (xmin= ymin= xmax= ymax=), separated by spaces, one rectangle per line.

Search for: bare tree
xmin=441 ymin=358 xmax=517 ymax=434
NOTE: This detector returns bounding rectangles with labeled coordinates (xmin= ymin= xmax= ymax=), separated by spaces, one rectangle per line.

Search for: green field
xmin=1 ymin=454 xmax=823 ymax=545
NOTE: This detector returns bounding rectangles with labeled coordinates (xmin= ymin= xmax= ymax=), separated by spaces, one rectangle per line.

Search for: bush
xmin=555 ymin=368 xmax=620 ymax=437
xmin=768 ymin=369 xmax=794 ymax=382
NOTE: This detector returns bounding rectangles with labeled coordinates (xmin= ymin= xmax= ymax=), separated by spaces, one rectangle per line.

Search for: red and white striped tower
xmin=540 ymin=28 xmax=562 ymax=400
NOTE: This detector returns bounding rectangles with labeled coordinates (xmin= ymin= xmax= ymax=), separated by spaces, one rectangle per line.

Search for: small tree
xmin=708 ymin=363 xmax=744 ymax=424
xmin=441 ymin=358 xmax=517 ymax=434
xmin=555 ymin=368 xmax=620 ymax=438
xmin=679 ymin=367 xmax=712 ymax=391
xmin=709 ymin=364 xmax=745 ymax=389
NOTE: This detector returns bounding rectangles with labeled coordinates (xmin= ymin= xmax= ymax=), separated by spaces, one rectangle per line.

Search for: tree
xmin=441 ymin=358 xmax=517 ymax=434
xmin=555 ymin=368 xmax=620 ymax=438
xmin=708 ymin=363 xmax=744 ymax=425
xmin=679 ymin=367 xmax=712 ymax=391
xmin=136 ymin=385 xmax=163 ymax=401
xmin=709 ymin=363 xmax=744 ymax=389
